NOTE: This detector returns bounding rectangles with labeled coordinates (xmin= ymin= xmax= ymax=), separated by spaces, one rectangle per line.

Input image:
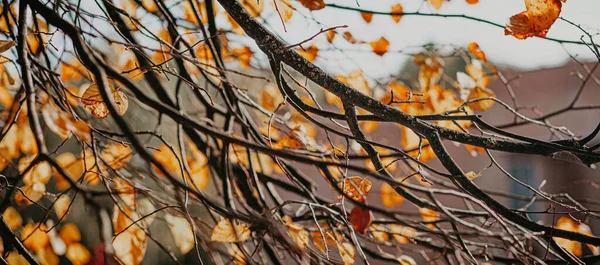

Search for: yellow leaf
xmin=240 ymin=0 xmax=264 ymax=17
xmin=298 ymin=0 xmax=325 ymax=11
xmin=41 ymin=103 xmax=91 ymax=142
xmin=165 ymin=214 xmax=195 ymax=254
xmin=65 ymin=243 xmax=91 ymax=265
xmin=361 ymin=12 xmax=373 ymax=23
xmin=389 ymin=224 xmax=415 ymax=244
xmin=36 ymin=246 xmax=59 ymax=265
xmin=2 ymin=207 xmax=22 ymax=231
xmin=465 ymin=171 xmax=481 ymax=180
xmin=338 ymin=242 xmax=355 ymax=265
xmin=282 ymin=216 xmax=309 ymax=250
xmin=297 ymin=45 xmax=318 ymax=63
xmin=101 ymin=143 xmax=132 ymax=170
xmin=0 ymin=40 xmax=16 ymax=53
xmin=53 ymin=195 xmax=71 ymax=219
xmin=59 ymin=223 xmax=81 ymax=246
xmin=428 ymin=0 xmax=443 ymax=9
xmin=467 ymin=42 xmax=487 ymax=62
xmin=381 ymin=182 xmax=404 ymax=208
xmin=14 ymin=182 xmax=45 ymax=205
xmin=369 ymin=224 xmax=389 ymax=242
xmin=259 ymin=83 xmax=284 ymax=111
xmin=505 ymin=0 xmax=562 ymax=39
xmin=468 ymin=87 xmax=496 ymax=111
xmin=337 ymin=176 xmax=372 ymax=201
xmin=22 ymin=223 xmax=49 ymax=252
xmin=210 ymin=219 xmax=251 ymax=242
xmin=54 ymin=152 xmax=82 ymax=190
xmin=141 ymin=0 xmax=158 ymax=12
xmin=18 ymin=156 xmax=51 ymax=185
xmin=416 ymin=54 xmax=444 ymax=91
xmin=419 ymin=207 xmax=439 ymax=229
xmin=554 ymin=217 xmax=582 ymax=256
xmin=272 ymin=0 xmax=293 ymax=22
xmin=227 ymin=244 xmax=248 ymax=265
xmin=113 ymin=206 xmax=148 ymax=265
xmin=326 ymin=30 xmax=336 ymax=43
xmin=231 ymin=46 xmax=253 ymax=68
xmin=370 ymin=37 xmax=389 ymax=56
xmin=81 ymin=83 xmax=128 ymax=119
xmin=397 ymin=255 xmax=417 ymax=265
xmin=391 ymin=4 xmax=403 ymax=23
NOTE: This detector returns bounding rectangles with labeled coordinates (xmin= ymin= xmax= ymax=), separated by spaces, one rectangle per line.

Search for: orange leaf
xmin=240 ymin=0 xmax=264 ymax=17
xmin=428 ymin=0 xmax=443 ymax=9
xmin=467 ymin=42 xmax=487 ymax=62
xmin=326 ymin=30 xmax=336 ymax=43
xmin=389 ymin=224 xmax=415 ymax=244
xmin=337 ymin=242 xmax=355 ymax=265
xmin=505 ymin=0 xmax=562 ymax=39
xmin=272 ymin=0 xmax=294 ymax=22
xmin=369 ymin=224 xmax=389 ymax=242
xmin=2 ymin=207 xmax=22 ymax=231
xmin=338 ymin=176 xmax=372 ymax=201
xmin=66 ymin=243 xmax=91 ymax=265
xmin=370 ymin=37 xmax=389 ymax=56
xmin=22 ymin=223 xmax=49 ymax=252
xmin=298 ymin=0 xmax=325 ymax=11
xmin=297 ymin=45 xmax=318 ymax=62
xmin=361 ymin=12 xmax=373 ymax=23
xmin=380 ymin=182 xmax=404 ymax=208
xmin=466 ymin=0 xmax=479 ymax=4
xmin=391 ymin=4 xmax=403 ymax=23
xmin=231 ymin=46 xmax=253 ymax=68
xmin=348 ymin=206 xmax=373 ymax=234
xmin=101 ymin=143 xmax=132 ymax=170
xmin=60 ymin=223 xmax=81 ymax=246
xmin=14 ymin=182 xmax=45 ymax=205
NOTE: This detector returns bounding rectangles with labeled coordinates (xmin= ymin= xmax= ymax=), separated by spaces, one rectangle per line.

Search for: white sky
xmin=255 ymin=0 xmax=600 ymax=79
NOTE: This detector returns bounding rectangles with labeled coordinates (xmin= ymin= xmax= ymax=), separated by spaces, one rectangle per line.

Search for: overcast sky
xmin=254 ymin=0 xmax=600 ymax=79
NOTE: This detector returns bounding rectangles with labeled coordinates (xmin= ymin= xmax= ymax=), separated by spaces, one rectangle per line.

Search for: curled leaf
xmin=505 ymin=0 xmax=563 ymax=39
xmin=338 ymin=176 xmax=372 ymax=201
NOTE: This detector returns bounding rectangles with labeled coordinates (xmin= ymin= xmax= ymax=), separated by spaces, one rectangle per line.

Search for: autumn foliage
xmin=0 ymin=0 xmax=598 ymax=265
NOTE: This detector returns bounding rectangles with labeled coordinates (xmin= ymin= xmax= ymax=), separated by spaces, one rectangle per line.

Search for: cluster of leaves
xmin=0 ymin=0 xmax=597 ymax=265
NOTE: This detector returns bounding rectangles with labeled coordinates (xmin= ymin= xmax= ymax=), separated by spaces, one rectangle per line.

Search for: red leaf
xmin=349 ymin=206 xmax=373 ymax=234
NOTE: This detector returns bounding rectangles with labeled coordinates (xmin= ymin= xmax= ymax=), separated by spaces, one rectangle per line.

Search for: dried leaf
xmin=227 ymin=244 xmax=248 ymax=265
xmin=259 ymin=83 xmax=284 ymax=111
xmin=0 ymin=40 xmax=16 ymax=53
xmin=298 ymin=0 xmax=325 ymax=11
xmin=348 ymin=206 xmax=373 ymax=234
xmin=466 ymin=0 xmax=479 ymax=4
xmin=231 ymin=46 xmax=253 ymax=68
xmin=282 ymin=216 xmax=309 ymax=250
xmin=468 ymin=87 xmax=496 ymax=111
xmin=338 ymin=242 xmax=355 ymax=265
xmin=337 ymin=176 xmax=372 ymax=201
xmin=370 ymin=37 xmax=389 ymax=56
xmin=391 ymin=4 xmax=403 ymax=23
xmin=81 ymin=83 xmax=129 ymax=119
xmin=165 ymin=214 xmax=195 ymax=254
xmin=505 ymin=0 xmax=562 ymax=39
xmin=113 ymin=207 xmax=148 ymax=265
xmin=240 ymin=0 xmax=264 ymax=17
xmin=211 ymin=219 xmax=251 ymax=242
